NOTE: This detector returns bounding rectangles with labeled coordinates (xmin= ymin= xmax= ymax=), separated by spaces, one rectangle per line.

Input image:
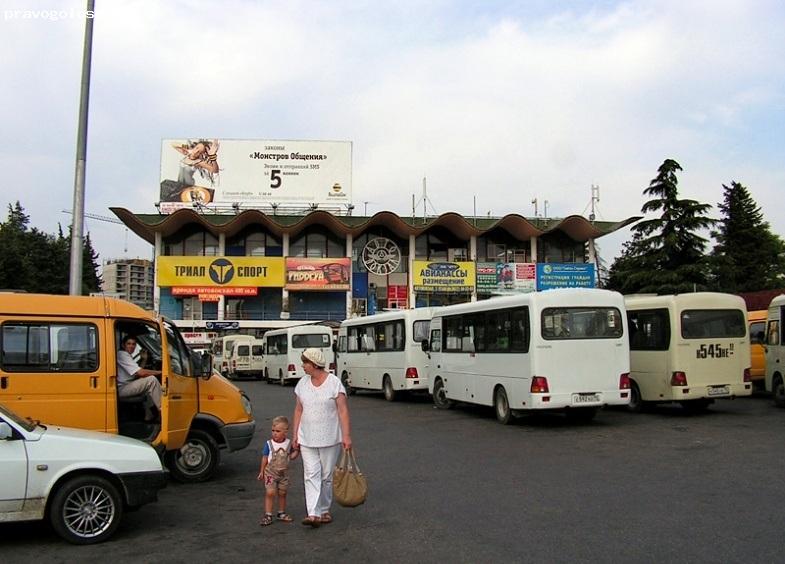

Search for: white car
xmin=0 ymin=404 xmax=167 ymax=544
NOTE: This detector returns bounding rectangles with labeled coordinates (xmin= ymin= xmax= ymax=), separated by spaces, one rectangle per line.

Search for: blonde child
xmin=257 ymin=416 xmax=299 ymax=526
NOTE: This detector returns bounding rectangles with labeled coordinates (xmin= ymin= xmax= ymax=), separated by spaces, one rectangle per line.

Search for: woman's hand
xmin=342 ymin=436 xmax=352 ymax=450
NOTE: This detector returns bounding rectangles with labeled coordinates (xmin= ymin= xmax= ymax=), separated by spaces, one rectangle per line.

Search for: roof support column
xmin=345 ymin=233 xmax=353 ymax=319
xmin=587 ymin=238 xmax=597 ymax=286
xmin=217 ymin=233 xmax=226 ymax=320
xmin=530 ymin=236 xmax=538 ymax=264
xmin=153 ymin=232 xmax=161 ymax=314
xmin=281 ymin=233 xmax=290 ymax=316
xmin=408 ymin=234 xmax=416 ymax=309
xmin=470 ymin=235 xmax=477 ymax=302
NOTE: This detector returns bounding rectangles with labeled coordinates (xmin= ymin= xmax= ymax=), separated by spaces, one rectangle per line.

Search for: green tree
xmin=709 ymin=181 xmax=785 ymax=292
xmin=0 ymin=202 xmax=34 ymax=290
xmin=607 ymin=159 xmax=715 ymax=294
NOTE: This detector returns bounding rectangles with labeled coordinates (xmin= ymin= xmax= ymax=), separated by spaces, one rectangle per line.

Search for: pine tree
xmin=0 ymin=202 xmax=33 ymax=290
xmin=710 ymin=181 xmax=785 ymax=292
xmin=607 ymin=160 xmax=715 ymax=294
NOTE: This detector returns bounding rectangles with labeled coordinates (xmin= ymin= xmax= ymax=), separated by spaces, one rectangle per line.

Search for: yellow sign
xmin=413 ymin=261 xmax=476 ymax=293
xmin=157 ymin=256 xmax=285 ymax=287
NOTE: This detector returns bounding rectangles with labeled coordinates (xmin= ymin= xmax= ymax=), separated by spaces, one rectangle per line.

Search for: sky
xmin=2 ymin=0 xmax=784 ymax=268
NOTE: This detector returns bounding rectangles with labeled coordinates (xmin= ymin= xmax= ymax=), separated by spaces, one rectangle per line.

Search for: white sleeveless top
xmin=295 ymin=373 xmax=346 ymax=447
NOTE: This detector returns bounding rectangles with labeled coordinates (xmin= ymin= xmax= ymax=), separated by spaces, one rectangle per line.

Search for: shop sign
xmin=387 ymin=285 xmax=408 ymax=309
xmin=181 ymin=332 xmax=217 ymax=344
xmin=285 ymin=258 xmax=351 ymax=291
xmin=171 ymin=286 xmax=258 ymax=296
xmin=536 ymin=263 xmax=595 ymax=290
xmin=198 ymin=294 xmax=221 ymax=302
xmin=157 ymin=256 xmax=285 ymax=287
xmin=413 ymin=261 xmax=475 ymax=293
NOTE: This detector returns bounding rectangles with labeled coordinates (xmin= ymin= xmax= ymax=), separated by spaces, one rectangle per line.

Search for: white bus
xmin=211 ymin=334 xmax=249 ymax=376
xmin=337 ymin=308 xmax=436 ymax=401
xmin=228 ymin=338 xmax=265 ymax=380
xmin=263 ymin=325 xmax=335 ymax=385
xmin=763 ymin=294 xmax=785 ymax=407
xmin=625 ymin=292 xmax=752 ymax=412
xmin=424 ymin=289 xmax=631 ymax=424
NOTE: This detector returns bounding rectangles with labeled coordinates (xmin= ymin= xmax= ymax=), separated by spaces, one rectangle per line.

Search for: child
xmin=257 ymin=416 xmax=299 ymax=526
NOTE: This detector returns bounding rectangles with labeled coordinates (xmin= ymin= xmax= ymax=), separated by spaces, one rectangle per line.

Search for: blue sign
xmin=205 ymin=321 xmax=240 ymax=330
xmin=536 ymin=263 xmax=595 ymax=290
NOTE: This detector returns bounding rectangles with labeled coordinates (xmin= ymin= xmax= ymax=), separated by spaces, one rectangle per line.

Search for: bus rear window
xmin=292 ymin=334 xmax=330 ymax=348
xmin=681 ymin=310 xmax=745 ymax=339
xmin=542 ymin=307 xmax=623 ymax=340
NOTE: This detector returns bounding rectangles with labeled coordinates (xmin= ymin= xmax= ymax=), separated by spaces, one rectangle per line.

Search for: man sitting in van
xmin=117 ymin=335 xmax=163 ymax=422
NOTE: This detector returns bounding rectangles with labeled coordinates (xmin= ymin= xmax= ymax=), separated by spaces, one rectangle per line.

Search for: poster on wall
xmin=159 ymin=139 xmax=352 ymax=213
xmin=413 ymin=261 xmax=475 ymax=293
xmin=536 ymin=263 xmax=595 ymax=290
xmin=285 ymin=258 xmax=351 ymax=291
xmin=476 ymin=262 xmax=536 ymax=294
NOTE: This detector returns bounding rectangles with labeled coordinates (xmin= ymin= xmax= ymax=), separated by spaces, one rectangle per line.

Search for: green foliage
xmin=709 ymin=182 xmax=785 ymax=292
xmin=0 ymin=202 xmax=102 ymax=295
xmin=607 ymin=160 xmax=715 ymax=294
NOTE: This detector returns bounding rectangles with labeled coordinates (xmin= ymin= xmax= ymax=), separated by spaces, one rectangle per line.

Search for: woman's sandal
xmin=276 ymin=512 xmax=293 ymax=523
xmin=301 ymin=515 xmax=321 ymax=528
xmin=320 ymin=513 xmax=333 ymax=524
xmin=259 ymin=513 xmax=274 ymax=526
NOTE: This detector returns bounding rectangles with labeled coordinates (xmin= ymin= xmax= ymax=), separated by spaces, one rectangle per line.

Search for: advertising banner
xmin=159 ymin=139 xmax=352 ymax=212
xmin=157 ymin=257 xmax=285 ymax=287
xmin=413 ymin=261 xmax=475 ymax=293
xmin=477 ymin=262 xmax=536 ymax=294
xmin=536 ymin=263 xmax=595 ymax=290
xmin=171 ymin=286 xmax=259 ymax=296
xmin=285 ymin=258 xmax=351 ymax=291
xmin=476 ymin=262 xmax=498 ymax=293
xmin=387 ymin=285 xmax=409 ymax=309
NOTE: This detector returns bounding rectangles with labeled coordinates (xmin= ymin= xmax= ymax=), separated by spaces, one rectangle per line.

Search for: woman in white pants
xmin=292 ymin=347 xmax=352 ymax=527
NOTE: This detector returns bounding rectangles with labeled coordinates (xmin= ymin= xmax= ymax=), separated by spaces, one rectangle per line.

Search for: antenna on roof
xmin=413 ymin=176 xmax=437 ymax=223
xmin=584 ymin=184 xmax=601 ymax=222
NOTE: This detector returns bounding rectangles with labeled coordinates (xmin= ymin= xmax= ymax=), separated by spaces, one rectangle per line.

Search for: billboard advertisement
xmin=285 ymin=258 xmax=351 ymax=291
xmin=157 ymin=257 xmax=285 ymax=287
xmin=536 ymin=263 xmax=595 ymax=290
xmin=159 ymin=139 xmax=352 ymax=212
xmin=413 ymin=261 xmax=475 ymax=293
xmin=477 ymin=262 xmax=536 ymax=294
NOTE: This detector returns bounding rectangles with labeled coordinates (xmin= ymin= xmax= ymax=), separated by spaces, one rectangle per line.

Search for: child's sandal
xmin=259 ymin=513 xmax=274 ymax=526
xmin=276 ymin=512 xmax=293 ymax=523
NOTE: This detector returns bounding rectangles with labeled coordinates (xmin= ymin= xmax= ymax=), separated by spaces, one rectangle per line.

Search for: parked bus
xmin=748 ymin=309 xmax=767 ymax=388
xmin=764 ymin=295 xmax=785 ymax=407
xmin=625 ymin=292 xmax=752 ymax=412
xmin=337 ymin=308 xmax=436 ymax=401
xmin=228 ymin=337 xmax=265 ymax=380
xmin=263 ymin=325 xmax=335 ymax=385
xmin=423 ymin=289 xmax=630 ymax=424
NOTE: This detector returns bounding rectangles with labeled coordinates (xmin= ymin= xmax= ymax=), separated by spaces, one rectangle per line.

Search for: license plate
xmin=572 ymin=393 xmax=600 ymax=404
xmin=707 ymin=386 xmax=729 ymax=397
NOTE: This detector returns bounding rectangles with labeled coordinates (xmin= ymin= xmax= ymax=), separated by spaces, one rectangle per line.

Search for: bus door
xmin=160 ymin=321 xmax=198 ymax=449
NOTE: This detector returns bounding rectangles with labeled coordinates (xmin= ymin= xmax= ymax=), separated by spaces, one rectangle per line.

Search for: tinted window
xmin=749 ymin=321 xmax=765 ymax=344
xmin=292 ymin=333 xmax=330 ymax=348
xmin=252 ymin=345 xmax=264 ymax=355
xmin=237 ymin=345 xmax=250 ymax=356
xmin=681 ymin=309 xmax=745 ymax=339
xmin=628 ymin=309 xmax=670 ymax=351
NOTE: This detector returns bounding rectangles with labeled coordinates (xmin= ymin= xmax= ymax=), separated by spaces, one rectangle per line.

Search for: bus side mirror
xmin=197 ymin=351 xmax=213 ymax=378
xmin=421 ymin=340 xmax=430 ymax=353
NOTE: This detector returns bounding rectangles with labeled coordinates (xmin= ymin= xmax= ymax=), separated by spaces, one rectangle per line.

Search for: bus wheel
xmin=628 ymin=381 xmax=645 ymax=413
xmin=383 ymin=375 xmax=398 ymax=402
xmin=265 ymin=369 xmax=274 ymax=384
xmin=494 ymin=387 xmax=512 ymax=424
xmin=773 ymin=375 xmax=785 ymax=408
xmin=341 ymin=372 xmax=356 ymax=396
xmin=433 ymin=378 xmax=453 ymax=410
xmin=166 ymin=429 xmax=220 ymax=483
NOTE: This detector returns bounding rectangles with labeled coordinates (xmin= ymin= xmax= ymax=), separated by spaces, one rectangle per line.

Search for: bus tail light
xmin=671 ymin=371 xmax=688 ymax=386
xmin=531 ymin=376 xmax=549 ymax=393
xmin=619 ymin=373 xmax=630 ymax=390
xmin=329 ymin=362 xmax=336 ymax=372
xmin=743 ymin=368 xmax=751 ymax=382
xmin=405 ymin=367 xmax=419 ymax=379
xmin=288 ymin=363 xmax=296 ymax=373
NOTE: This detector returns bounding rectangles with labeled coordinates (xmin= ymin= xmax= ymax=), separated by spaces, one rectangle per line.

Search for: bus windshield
xmin=542 ymin=307 xmax=623 ymax=340
xmin=681 ymin=309 xmax=745 ymax=339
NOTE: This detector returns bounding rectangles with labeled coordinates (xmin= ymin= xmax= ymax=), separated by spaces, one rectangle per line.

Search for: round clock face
xmin=361 ymin=237 xmax=401 ymax=275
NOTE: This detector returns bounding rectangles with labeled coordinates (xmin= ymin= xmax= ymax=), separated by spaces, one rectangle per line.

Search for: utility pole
xmin=69 ymin=0 xmax=95 ymax=295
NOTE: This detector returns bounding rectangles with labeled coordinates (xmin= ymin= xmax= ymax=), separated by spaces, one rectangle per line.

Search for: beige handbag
xmin=333 ymin=448 xmax=367 ymax=507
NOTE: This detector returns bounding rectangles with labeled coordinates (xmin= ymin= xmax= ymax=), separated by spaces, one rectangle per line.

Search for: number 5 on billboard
xmin=270 ymin=169 xmax=282 ymax=189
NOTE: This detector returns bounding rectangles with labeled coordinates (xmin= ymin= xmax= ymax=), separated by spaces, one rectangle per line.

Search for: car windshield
xmin=0 ymin=403 xmax=38 ymax=432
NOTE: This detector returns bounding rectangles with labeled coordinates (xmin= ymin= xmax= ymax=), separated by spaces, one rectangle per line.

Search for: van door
xmin=0 ymin=320 xmax=106 ymax=431
xmin=161 ymin=321 xmax=198 ymax=449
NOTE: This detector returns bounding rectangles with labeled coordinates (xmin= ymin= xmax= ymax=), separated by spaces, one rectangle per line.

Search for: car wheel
xmin=432 ymin=378 xmax=453 ymax=410
xmin=773 ymin=375 xmax=785 ymax=408
xmin=494 ymin=386 xmax=512 ymax=425
xmin=165 ymin=429 xmax=220 ymax=483
xmin=383 ymin=375 xmax=397 ymax=402
xmin=341 ymin=371 xmax=355 ymax=396
xmin=49 ymin=475 xmax=123 ymax=545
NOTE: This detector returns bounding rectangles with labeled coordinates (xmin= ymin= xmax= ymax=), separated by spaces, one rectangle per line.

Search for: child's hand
xmin=256 ymin=471 xmax=264 ymax=481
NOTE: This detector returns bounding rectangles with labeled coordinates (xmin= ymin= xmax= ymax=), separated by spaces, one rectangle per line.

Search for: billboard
xmin=477 ymin=262 xmax=536 ymax=294
xmin=157 ymin=257 xmax=285 ymax=287
xmin=285 ymin=258 xmax=351 ymax=291
xmin=536 ymin=263 xmax=595 ymax=290
xmin=159 ymin=139 xmax=352 ymax=212
xmin=413 ymin=261 xmax=475 ymax=293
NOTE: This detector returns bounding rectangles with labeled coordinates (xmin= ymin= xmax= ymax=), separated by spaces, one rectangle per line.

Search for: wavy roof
xmin=110 ymin=208 xmax=640 ymax=244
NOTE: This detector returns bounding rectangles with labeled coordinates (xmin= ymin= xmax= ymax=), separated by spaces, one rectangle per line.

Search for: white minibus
xmin=211 ymin=334 xmax=246 ymax=376
xmin=263 ymin=325 xmax=335 ymax=385
xmin=337 ymin=308 xmax=436 ymax=401
xmin=763 ymin=294 xmax=785 ymax=407
xmin=229 ymin=337 xmax=265 ymax=380
xmin=625 ymin=292 xmax=752 ymax=412
xmin=424 ymin=288 xmax=631 ymax=424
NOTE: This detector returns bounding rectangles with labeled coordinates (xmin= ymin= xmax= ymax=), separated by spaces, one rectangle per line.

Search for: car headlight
xmin=241 ymin=394 xmax=253 ymax=416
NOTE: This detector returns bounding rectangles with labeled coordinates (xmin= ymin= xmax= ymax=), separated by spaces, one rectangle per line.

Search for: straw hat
xmin=301 ymin=348 xmax=326 ymax=368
